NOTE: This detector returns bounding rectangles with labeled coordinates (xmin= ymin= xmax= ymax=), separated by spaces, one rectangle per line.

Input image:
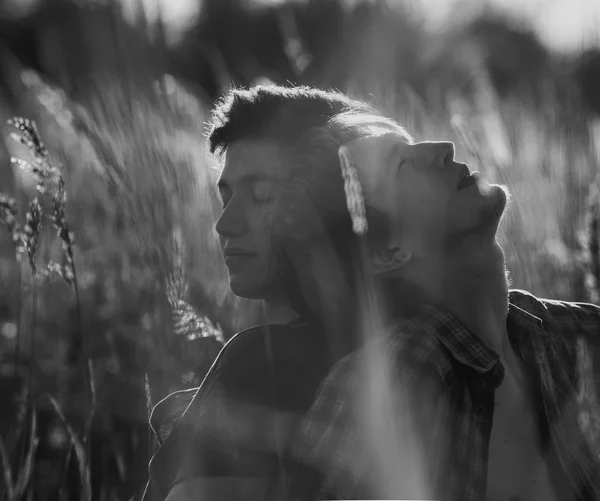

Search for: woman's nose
xmin=414 ymin=141 xmax=455 ymax=169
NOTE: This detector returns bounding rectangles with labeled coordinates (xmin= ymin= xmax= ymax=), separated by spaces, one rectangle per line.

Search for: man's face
xmin=349 ymin=133 xmax=508 ymax=254
xmin=215 ymin=139 xmax=289 ymax=299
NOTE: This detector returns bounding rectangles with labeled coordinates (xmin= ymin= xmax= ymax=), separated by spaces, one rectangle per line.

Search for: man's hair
xmin=207 ymin=85 xmax=374 ymax=156
xmin=207 ymin=85 xmax=414 ymax=356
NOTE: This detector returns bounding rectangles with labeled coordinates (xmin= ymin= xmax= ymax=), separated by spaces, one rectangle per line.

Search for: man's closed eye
xmin=396 ymin=159 xmax=407 ymax=177
xmin=252 ymin=180 xmax=275 ymax=204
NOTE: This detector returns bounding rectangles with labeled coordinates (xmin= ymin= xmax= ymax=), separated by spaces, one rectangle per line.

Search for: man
xmin=282 ymin=128 xmax=600 ymax=501
xmin=143 ymin=85 xmax=377 ymax=501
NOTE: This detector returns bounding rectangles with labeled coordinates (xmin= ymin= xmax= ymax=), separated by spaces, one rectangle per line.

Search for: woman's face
xmin=215 ymin=139 xmax=291 ymax=300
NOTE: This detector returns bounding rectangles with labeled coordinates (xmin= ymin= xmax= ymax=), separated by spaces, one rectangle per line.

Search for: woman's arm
xmin=164 ymin=477 xmax=269 ymax=501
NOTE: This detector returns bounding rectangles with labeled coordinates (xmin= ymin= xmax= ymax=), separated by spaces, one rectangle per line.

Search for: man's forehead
xmin=345 ymin=132 xmax=409 ymax=186
xmin=350 ymin=131 xmax=409 ymax=159
xmin=219 ymin=139 xmax=288 ymax=183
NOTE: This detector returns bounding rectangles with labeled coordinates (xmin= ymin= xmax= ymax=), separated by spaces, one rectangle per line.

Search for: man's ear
xmin=370 ymin=246 xmax=412 ymax=276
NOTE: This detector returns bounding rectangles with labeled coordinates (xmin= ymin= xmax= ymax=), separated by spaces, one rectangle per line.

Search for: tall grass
xmin=0 ymin=71 xmax=242 ymax=500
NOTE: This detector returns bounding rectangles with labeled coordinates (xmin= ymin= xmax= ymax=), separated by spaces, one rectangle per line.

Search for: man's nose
xmin=215 ymin=200 xmax=250 ymax=238
xmin=414 ymin=141 xmax=455 ymax=169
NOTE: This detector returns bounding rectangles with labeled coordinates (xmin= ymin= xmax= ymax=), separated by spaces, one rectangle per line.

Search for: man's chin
xmin=482 ymin=184 xmax=510 ymax=231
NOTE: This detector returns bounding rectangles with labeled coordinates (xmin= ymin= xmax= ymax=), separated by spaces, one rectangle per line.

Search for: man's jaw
xmin=448 ymin=183 xmax=509 ymax=243
xmin=480 ymin=184 xmax=510 ymax=234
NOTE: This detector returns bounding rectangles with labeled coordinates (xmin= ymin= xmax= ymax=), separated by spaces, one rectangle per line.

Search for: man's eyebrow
xmin=386 ymin=143 xmax=405 ymax=168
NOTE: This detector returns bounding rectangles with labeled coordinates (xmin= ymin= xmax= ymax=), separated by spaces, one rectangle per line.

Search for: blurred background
xmin=0 ymin=0 xmax=599 ymax=499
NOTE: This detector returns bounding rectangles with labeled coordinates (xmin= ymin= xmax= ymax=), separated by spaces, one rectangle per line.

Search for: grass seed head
xmin=0 ymin=194 xmax=27 ymax=262
xmin=24 ymin=198 xmax=43 ymax=273
xmin=8 ymin=117 xmax=49 ymax=161
xmin=44 ymin=260 xmax=74 ymax=286
xmin=0 ymin=194 xmax=19 ymax=233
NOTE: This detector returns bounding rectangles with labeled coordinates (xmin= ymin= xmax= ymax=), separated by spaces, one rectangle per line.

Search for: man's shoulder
xmin=509 ymin=288 xmax=600 ymax=331
xmin=324 ymin=320 xmax=442 ymax=386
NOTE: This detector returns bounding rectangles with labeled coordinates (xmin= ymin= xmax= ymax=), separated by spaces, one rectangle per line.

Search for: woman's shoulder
xmin=223 ymin=320 xmax=324 ymax=360
xmin=149 ymin=388 xmax=198 ymax=445
xmin=149 ymin=321 xmax=327 ymax=443
xmin=218 ymin=322 xmax=331 ymax=386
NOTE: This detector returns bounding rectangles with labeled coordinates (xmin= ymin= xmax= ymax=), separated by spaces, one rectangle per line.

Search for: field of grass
xmin=0 ymin=2 xmax=599 ymax=499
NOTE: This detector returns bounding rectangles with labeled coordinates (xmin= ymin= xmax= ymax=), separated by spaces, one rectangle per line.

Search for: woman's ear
xmin=369 ymin=246 xmax=412 ymax=276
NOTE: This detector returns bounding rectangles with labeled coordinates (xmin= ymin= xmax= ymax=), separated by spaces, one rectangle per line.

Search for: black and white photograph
xmin=0 ymin=0 xmax=600 ymax=500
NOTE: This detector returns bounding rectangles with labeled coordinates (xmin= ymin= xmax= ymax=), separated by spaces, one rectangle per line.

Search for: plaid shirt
xmin=282 ymin=290 xmax=600 ymax=501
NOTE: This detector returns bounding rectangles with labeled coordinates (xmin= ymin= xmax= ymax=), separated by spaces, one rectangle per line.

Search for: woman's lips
xmin=224 ymin=253 xmax=257 ymax=265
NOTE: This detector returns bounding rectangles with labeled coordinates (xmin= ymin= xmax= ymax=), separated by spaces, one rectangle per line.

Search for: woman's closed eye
xmin=396 ymin=159 xmax=407 ymax=177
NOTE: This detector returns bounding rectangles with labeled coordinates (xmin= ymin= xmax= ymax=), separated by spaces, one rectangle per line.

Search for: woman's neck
xmin=261 ymin=298 xmax=303 ymax=326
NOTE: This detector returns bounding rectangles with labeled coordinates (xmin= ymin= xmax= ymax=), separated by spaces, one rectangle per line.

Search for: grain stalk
xmin=0 ymin=411 xmax=39 ymax=501
xmin=0 ymin=191 xmax=43 ymax=498
xmin=0 ymin=195 xmax=24 ymax=375
xmin=7 ymin=117 xmax=96 ymax=501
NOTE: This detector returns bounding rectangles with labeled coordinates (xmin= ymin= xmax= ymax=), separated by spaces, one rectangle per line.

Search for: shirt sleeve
xmin=541 ymin=298 xmax=600 ymax=374
xmin=538 ymin=297 xmax=600 ymax=338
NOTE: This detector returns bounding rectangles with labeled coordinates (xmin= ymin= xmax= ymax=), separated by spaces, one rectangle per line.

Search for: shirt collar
xmin=411 ymin=298 xmax=545 ymax=387
xmin=506 ymin=300 xmax=545 ymax=334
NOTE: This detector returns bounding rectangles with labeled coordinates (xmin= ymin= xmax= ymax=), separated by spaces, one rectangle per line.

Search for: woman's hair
xmin=273 ymin=111 xmax=414 ymax=359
